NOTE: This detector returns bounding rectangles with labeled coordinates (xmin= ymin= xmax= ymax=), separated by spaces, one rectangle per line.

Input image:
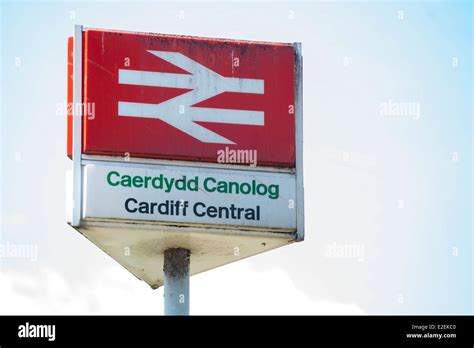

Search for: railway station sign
xmin=67 ymin=26 xmax=304 ymax=288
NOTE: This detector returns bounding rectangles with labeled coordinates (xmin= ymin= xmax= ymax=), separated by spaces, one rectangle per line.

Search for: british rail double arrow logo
xmin=118 ymin=50 xmax=265 ymax=144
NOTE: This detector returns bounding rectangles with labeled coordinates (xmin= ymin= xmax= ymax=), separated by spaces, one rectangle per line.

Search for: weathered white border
xmin=294 ymin=42 xmax=305 ymax=241
xmin=82 ymin=154 xmax=295 ymax=174
xmin=71 ymin=25 xmax=83 ymax=227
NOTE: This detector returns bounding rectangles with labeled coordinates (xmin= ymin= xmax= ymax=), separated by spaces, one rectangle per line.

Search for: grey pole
xmin=163 ymin=248 xmax=190 ymax=315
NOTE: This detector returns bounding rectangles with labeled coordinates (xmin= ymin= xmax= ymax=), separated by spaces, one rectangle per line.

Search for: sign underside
xmin=74 ymin=221 xmax=294 ymax=288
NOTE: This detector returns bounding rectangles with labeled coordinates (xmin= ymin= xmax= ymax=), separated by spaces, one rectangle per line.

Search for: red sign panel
xmin=68 ymin=29 xmax=296 ymax=167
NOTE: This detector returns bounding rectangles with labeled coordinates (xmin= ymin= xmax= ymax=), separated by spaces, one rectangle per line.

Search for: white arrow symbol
xmin=118 ymin=50 xmax=264 ymax=144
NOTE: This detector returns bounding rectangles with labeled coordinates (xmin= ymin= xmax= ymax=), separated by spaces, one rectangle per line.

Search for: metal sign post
xmin=163 ymin=248 xmax=190 ymax=315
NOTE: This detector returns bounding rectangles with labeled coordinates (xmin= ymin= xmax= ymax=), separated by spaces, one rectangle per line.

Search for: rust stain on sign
xmin=163 ymin=248 xmax=190 ymax=278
